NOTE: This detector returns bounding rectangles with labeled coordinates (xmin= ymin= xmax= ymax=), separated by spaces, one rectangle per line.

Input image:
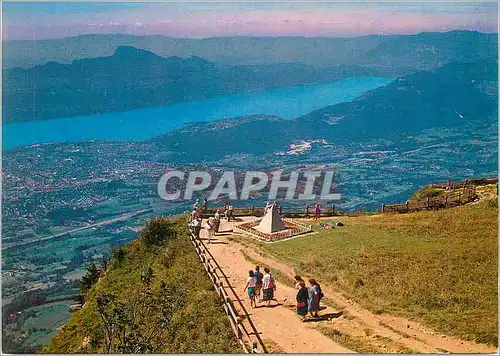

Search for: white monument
xmin=254 ymin=202 xmax=287 ymax=234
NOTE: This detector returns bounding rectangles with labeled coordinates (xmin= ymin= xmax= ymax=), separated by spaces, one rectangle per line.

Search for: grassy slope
xmin=262 ymin=196 xmax=498 ymax=346
xmin=43 ymin=217 xmax=240 ymax=353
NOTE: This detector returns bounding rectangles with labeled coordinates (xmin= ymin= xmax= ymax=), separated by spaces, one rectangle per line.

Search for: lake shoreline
xmin=3 ymin=77 xmax=392 ymax=150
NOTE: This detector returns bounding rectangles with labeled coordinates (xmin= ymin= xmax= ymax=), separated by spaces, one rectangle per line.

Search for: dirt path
xmin=241 ymin=246 xmax=497 ymax=354
xmin=203 ymin=218 xmax=496 ymax=354
xmin=202 ymin=220 xmax=352 ymax=353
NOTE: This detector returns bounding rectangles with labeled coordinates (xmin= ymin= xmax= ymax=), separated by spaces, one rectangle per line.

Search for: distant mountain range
xmin=2 ymin=46 xmax=379 ymax=123
xmin=150 ymin=59 xmax=498 ymax=162
xmin=2 ymin=31 xmax=497 ymax=123
xmin=3 ymin=31 xmax=497 ymax=71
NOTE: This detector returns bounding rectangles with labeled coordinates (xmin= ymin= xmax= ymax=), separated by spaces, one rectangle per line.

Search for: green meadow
xmin=261 ymin=195 xmax=498 ymax=346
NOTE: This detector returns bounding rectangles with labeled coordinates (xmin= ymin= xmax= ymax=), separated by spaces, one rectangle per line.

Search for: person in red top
xmin=262 ymin=267 xmax=276 ymax=307
xmin=313 ymin=203 xmax=321 ymax=220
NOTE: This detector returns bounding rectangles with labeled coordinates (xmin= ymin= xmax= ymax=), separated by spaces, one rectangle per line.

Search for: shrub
xmin=411 ymin=186 xmax=442 ymax=201
xmin=80 ymin=263 xmax=100 ymax=295
xmin=140 ymin=218 xmax=176 ymax=247
xmin=110 ymin=246 xmax=127 ymax=268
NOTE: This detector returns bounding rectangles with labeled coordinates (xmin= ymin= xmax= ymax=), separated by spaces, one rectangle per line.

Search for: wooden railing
xmin=187 ymin=228 xmax=267 ymax=353
xmin=431 ymin=177 xmax=498 ymax=189
xmin=283 ymin=217 xmax=313 ymax=230
xmin=201 ymin=205 xmax=336 ymax=218
xmin=381 ymin=182 xmax=479 ymax=213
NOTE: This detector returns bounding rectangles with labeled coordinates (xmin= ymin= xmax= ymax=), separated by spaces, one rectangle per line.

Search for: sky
xmin=2 ymin=1 xmax=498 ymax=41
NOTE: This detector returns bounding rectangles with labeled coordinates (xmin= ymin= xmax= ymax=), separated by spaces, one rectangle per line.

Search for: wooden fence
xmin=201 ymin=205 xmax=336 ymax=218
xmin=431 ymin=177 xmax=498 ymax=189
xmin=187 ymin=228 xmax=267 ymax=353
xmin=198 ymin=178 xmax=497 ymax=217
xmin=381 ymin=182 xmax=478 ymax=213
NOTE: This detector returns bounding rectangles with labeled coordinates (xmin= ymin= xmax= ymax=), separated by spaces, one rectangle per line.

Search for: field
xmin=258 ymin=193 xmax=498 ymax=346
xmin=19 ymin=301 xmax=73 ymax=348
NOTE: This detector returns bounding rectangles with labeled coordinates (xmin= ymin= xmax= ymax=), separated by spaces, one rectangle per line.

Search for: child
xmin=243 ymin=270 xmax=257 ymax=308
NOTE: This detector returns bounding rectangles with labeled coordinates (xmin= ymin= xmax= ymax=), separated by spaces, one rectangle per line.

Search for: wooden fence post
xmin=236 ymin=318 xmax=243 ymax=339
xmin=252 ymin=342 xmax=258 ymax=353
xmin=187 ymin=230 xmax=265 ymax=354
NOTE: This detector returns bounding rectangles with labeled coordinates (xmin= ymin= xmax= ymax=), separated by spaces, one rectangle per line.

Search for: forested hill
xmin=150 ymin=59 xmax=498 ymax=162
xmin=2 ymin=46 xmax=378 ymax=123
xmin=43 ymin=216 xmax=241 ymax=354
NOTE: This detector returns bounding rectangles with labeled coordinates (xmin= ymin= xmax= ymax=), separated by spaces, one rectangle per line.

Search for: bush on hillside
xmin=110 ymin=246 xmax=127 ymax=268
xmin=80 ymin=263 xmax=100 ymax=296
xmin=94 ymin=268 xmax=185 ymax=353
xmin=140 ymin=218 xmax=176 ymax=247
xmin=410 ymin=186 xmax=442 ymax=201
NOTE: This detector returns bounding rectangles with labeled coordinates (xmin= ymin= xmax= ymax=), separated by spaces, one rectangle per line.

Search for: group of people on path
xmin=294 ymin=275 xmax=324 ymax=321
xmin=242 ymin=266 xmax=324 ymax=321
xmin=189 ymin=199 xmax=234 ymax=244
xmin=190 ymin=199 xmax=325 ymax=322
xmin=243 ymin=266 xmax=276 ymax=308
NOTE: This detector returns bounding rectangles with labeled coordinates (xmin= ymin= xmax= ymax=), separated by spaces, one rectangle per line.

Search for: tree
xmin=110 ymin=246 xmax=127 ymax=268
xmin=100 ymin=259 xmax=108 ymax=274
xmin=93 ymin=268 xmax=185 ymax=353
xmin=80 ymin=263 xmax=100 ymax=295
xmin=140 ymin=218 xmax=175 ymax=247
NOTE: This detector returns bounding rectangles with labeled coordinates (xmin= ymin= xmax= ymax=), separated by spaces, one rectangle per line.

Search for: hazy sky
xmin=2 ymin=2 xmax=498 ymax=41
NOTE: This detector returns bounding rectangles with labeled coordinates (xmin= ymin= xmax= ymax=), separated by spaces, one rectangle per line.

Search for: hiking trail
xmin=201 ymin=218 xmax=496 ymax=354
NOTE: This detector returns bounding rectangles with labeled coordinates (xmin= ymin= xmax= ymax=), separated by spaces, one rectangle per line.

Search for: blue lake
xmin=3 ymin=77 xmax=392 ymax=150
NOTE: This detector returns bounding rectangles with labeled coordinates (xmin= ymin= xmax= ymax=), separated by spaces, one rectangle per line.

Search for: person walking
xmin=202 ymin=198 xmax=208 ymax=211
xmin=254 ymin=266 xmax=263 ymax=301
xmin=313 ymin=203 xmax=321 ymax=220
xmin=308 ymin=278 xmax=321 ymax=317
xmin=191 ymin=218 xmax=201 ymax=239
xmin=243 ymin=270 xmax=258 ymax=308
xmin=294 ymin=275 xmax=305 ymax=289
xmin=205 ymin=217 xmax=214 ymax=244
xmin=214 ymin=210 xmax=221 ymax=234
xmin=227 ymin=202 xmax=234 ymax=221
xmin=190 ymin=208 xmax=198 ymax=222
xmin=296 ymin=280 xmax=309 ymax=321
xmin=262 ymin=267 xmax=276 ymax=307
xmin=191 ymin=207 xmax=201 ymax=222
